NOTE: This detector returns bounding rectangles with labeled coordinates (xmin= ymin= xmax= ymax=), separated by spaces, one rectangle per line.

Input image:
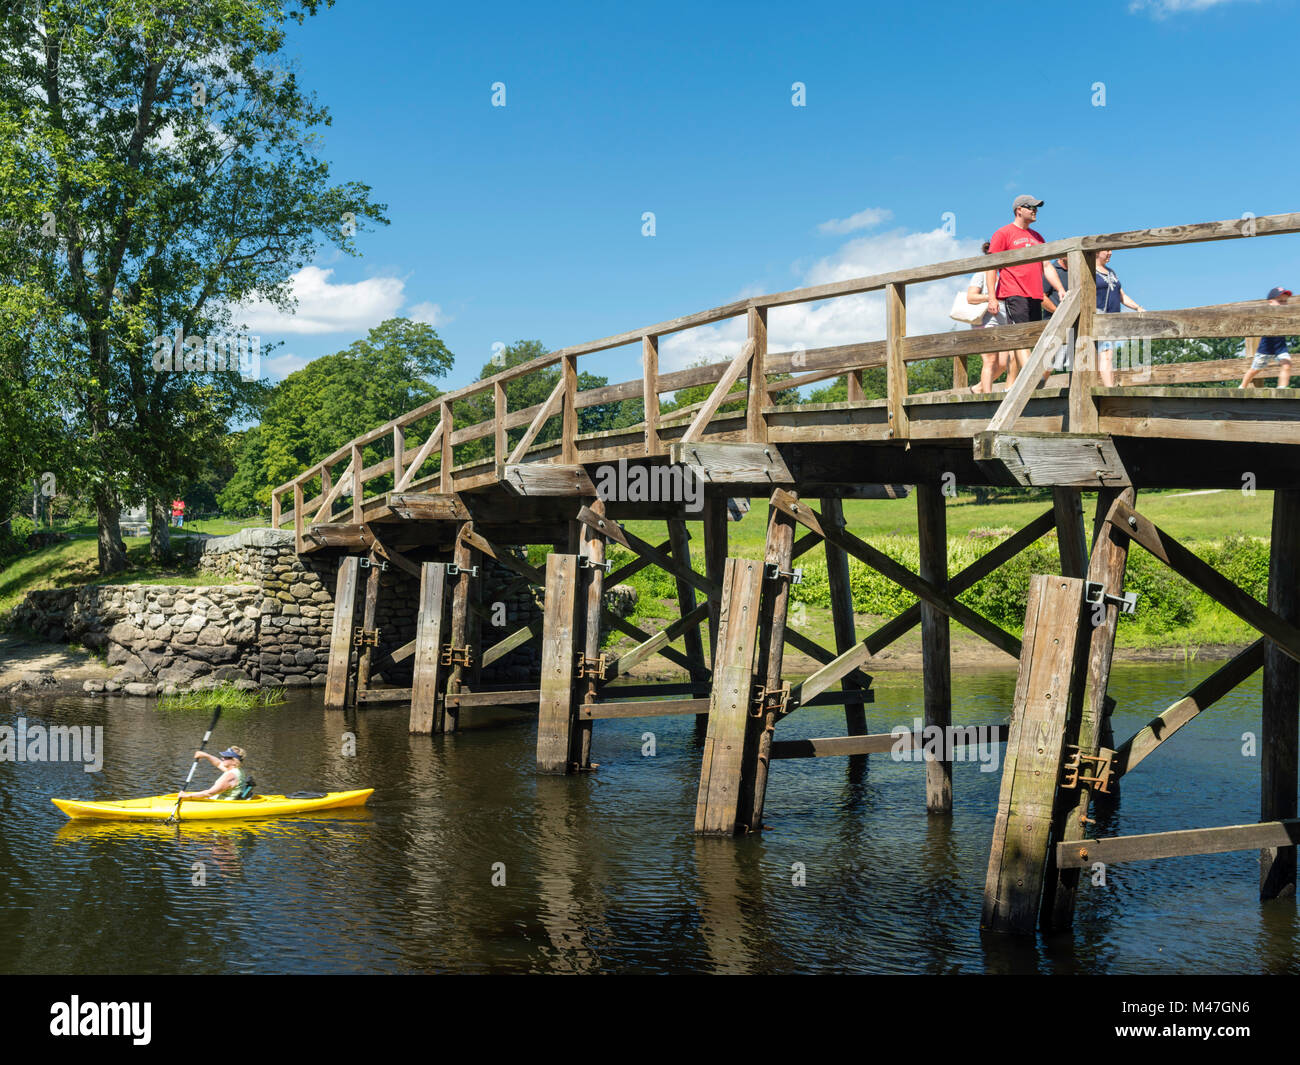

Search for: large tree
xmin=0 ymin=1 xmax=385 ymax=572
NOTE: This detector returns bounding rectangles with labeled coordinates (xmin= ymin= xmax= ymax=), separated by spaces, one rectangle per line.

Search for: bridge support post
xmin=982 ymin=575 xmax=1089 ymax=935
xmin=324 ymin=556 xmax=361 ymax=710
xmin=1042 ymin=487 xmax=1134 ymax=931
xmin=577 ymin=499 xmax=607 ymax=769
xmin=822 ymin=497 xmax=868 ymax=738
xmin=917 ymin=484 xmax=952 ymax=813
xmin=537 ymin=553 xmax=582 ymax=773
xmin=695 ymin=557 xmax=765 ymax=834
xmin=668 ymin=516 xmax=710 ymax=731
xmin=701 ymin=496 xmax=729 ymax=738
xmin=443 ymin=523 xmax=478 ymax=734
xmin=1261 ymin=488 xmax=1300 ymax=899
xmin=410 ymin=562 xmax=448 ymax=734
xmin=741 ymin=492 xmax=797 ymax=830
xmin=355 ymin=552 xmax=382 ymax=698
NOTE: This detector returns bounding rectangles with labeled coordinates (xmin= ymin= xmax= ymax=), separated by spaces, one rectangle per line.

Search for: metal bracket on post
xmin=358 ymin=557 xmax=389 ymax=572
xmin=440 ymin=644 xmax=474 ymax=667
xmin=764 ymin=563 xmax=803 ymax=585
xmin=353 ymin=627 xmax=381 ymax=647
xmin=1061 ymin=745 xmax=1116 ymax=793
xmin=579 ymin=557 xmax=613 ymax=574
xmin=446 ymin=563 xmax=479 ymax=578
xmin=574 ymin=653 xmax=609 ymax=680
xmin=751 ymin=682 xmax=790 ymax=718
xmin=1085 ymin=580 xmax=1137 ymax=614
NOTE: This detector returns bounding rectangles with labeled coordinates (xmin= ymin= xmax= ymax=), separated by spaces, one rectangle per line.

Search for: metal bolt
xmin=1127 ymin=515 xmax=1138 ymax=529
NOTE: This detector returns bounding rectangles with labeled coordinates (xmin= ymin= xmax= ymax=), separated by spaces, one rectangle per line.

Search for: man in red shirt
xmin=985 ymin=195 xmax=1065 ymax=383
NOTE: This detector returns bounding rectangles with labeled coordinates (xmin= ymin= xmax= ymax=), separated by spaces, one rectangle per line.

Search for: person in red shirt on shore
xmin=985 ymin=195 xmax=1066 ymax=384
xmin=171 ymin=498 xmax=185 ymax=528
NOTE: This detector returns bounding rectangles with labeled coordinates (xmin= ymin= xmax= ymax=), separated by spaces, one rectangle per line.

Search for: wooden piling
xmin=982 ymin=575 xmax=1088 ymax=935
xmin=324 ymin=556 xmax=360 ymax=710
xmin=1261 ymin=488 xmax=1300 ymax=899
xmin=741 ymin=495 xmax=796 ymax=830
xmin=410 ymin=562 xmax=448 ymax=734
xmin=917 ymin=484 xmax=952 ymax=813
xmin=669 ymin=517 xmax=710 ymax=730
xmin=444 ymin=524 xmax=476 ymax=733
xmin=578 ymin=498 xmax=607 ymax=769
xmin=822 ymin=498 xmax=867 ymax=737
xmin=355 ymin=555 xmax=382 ymax=696
xmin=703 ymin=496 xmax=728 ymax=664
xmin=695 ymin=558 xmax=765 ymax=835
xmin=537 ymin=553 xmax=582 ymax=774
xmin=1043 ymin=487 xmax=1134 ymax=930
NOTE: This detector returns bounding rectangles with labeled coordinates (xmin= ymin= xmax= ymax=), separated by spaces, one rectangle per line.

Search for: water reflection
xmin=0 ymin=658 xmax=1291 ymax=973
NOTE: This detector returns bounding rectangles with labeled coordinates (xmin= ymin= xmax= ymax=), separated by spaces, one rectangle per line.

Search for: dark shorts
xmin=1002 ymin=296 xmax=1042 ymax=324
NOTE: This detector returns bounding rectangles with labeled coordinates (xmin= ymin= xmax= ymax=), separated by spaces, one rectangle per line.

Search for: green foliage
xmin=159 ymin=683 xmax=288 ymax=712
xmin=1204 ymin=535 xmax=1271 ymax=602
xmin=0 ymin=1 xmax=387 ymax=571
xmin=9 ymin=513 xmax=34 ymax=543
xmin=451 ymin=340 xmax=619 ymax=464
xmin=783 ymin=531 xmax=1271 ymax=637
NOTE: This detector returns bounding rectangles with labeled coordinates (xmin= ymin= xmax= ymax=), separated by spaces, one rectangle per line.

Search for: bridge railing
xmin=271 ymin=211 xmax=1300 ymax=537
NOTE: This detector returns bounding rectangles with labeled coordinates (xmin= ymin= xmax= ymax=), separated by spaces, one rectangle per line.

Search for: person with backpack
xmin=178 ymin=746 xmax=255 ymax=800
xmin=961 ymin=240 xmax=1011 ymax=393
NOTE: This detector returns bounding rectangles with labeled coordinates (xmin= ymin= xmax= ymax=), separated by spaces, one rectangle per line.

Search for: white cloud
xmin=236 ymin=266 xmax=406 ymax=336
xmin=260 ymin=350 xmax=313 ymax=379
xmin=659 ymin=225 xmax=983 ymax=372
xmin=408 ymin=301 xmax=447 ymax=326
xmin=1128 ymin=0 xmax=1254 ymax=15
xmin=817 ymin=207 xmax=892 ymax=235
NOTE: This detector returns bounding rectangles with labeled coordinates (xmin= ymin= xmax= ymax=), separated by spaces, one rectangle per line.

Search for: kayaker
xmin=178 ymin=747 xmax=251 ymax=801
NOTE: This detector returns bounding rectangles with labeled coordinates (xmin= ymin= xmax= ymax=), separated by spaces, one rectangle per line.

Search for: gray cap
xmin=1014 ymin=194 xmax=1044 ymax=210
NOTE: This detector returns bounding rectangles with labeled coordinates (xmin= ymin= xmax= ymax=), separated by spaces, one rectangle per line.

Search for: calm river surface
xmin=2 ymin=660 xmax=1296 ymax=974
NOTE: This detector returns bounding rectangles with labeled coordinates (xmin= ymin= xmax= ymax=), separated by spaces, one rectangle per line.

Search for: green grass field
xmin=2 ymin=488 xmax=1273 ymax=657
xmin=0 ymin=532 xmax=240 ymax=622
xmin=622 ymin=487 xmax=1276 ymax=559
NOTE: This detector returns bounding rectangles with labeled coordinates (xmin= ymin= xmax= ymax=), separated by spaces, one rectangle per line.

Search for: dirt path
xmin=0 ymin=633 xmax=116 ymax=690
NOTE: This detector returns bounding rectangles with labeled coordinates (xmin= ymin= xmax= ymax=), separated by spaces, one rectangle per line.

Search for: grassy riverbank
xmin=1 ymin=488 xmax=1273 ymax=660
xmin=0 ymin=531 xmax=238 ymax=625
xmin=610 ymin=487 xmax=1272 ymax=659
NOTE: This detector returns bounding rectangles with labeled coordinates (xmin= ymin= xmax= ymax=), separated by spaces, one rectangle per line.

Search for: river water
xmin=1 ymin=660 xmax=1296 ymax=974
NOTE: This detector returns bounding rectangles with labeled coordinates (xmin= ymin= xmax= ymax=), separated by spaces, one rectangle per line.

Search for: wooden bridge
xmin=271 ymin=211 xmax=1300 ymax=935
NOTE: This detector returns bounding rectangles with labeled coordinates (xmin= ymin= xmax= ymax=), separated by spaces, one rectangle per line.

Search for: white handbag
xmin=949 ymin=288 xmax=985 ymax=325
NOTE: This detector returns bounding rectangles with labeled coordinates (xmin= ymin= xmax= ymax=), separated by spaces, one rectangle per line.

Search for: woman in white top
xmin=1095 ymin=250 xmax=1145 ymax=386
xmin=968 ymin=241 xmax=1010 ymax=393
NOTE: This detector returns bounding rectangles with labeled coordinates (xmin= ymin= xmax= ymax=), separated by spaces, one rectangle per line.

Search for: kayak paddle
xmin=165 ymin=705 xmax=223 ymax=825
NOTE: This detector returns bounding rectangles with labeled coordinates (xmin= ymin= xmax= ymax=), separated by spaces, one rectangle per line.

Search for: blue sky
xmin=241 ymin=0 xmax=1299 ymax=392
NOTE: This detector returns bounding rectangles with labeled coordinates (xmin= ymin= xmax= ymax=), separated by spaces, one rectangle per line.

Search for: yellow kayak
xmin=52 ymin=789 xmax=374 ymax=822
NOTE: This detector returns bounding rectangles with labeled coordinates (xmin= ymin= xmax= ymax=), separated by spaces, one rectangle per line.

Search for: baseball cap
xmin=1013 ymin=195 xmax=1044 ymax=210
xmin=1267 ymin=286 xmax=1292 ymax=300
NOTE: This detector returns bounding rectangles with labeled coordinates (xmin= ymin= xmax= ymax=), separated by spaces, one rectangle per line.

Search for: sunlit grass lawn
xmin=0 ymin=533 xmax=240 ymax=623
xmin=622 ymin=486 xmax=1274 ymax=559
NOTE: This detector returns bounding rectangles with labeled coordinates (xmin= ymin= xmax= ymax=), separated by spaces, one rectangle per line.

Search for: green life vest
xmin=215 ymin=766 xmax=254 ymax=801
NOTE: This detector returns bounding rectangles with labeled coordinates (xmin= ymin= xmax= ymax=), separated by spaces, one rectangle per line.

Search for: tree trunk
xmin=94 ymin=488 xmax=128 ymax=575
xmin=149 ymin=498 xmax=172 ymax=564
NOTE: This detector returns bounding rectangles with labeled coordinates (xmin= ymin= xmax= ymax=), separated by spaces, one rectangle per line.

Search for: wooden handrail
xmin=680 ymin=339 xmax=755 ymax=444
xmin=986 ymin=288 xmax=1083 ymax=435
xmin=508 ymin=376 xmax=566 ymax=464
xmin=267 ymin=209 xmax=1299 ymax=519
